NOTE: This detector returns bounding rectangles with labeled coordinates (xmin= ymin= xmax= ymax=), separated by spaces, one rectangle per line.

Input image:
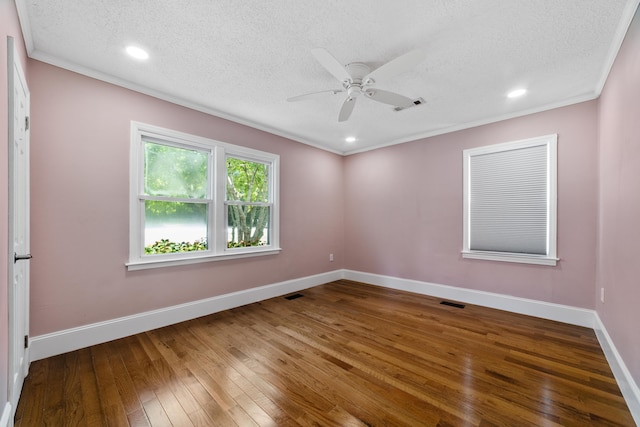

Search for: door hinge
xmin=24 ymin=335 xmax=29 ymax=349
xmin=25 ymin=116 xmax=30 ymax=131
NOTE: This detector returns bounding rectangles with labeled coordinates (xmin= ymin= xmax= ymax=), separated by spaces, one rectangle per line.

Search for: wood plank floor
xmin=15 ymin=280 xmax=635 ymax=426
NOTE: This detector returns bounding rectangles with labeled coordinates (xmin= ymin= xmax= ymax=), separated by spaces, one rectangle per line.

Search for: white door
xmin=7 ymin=36 xmax=31 ymax=415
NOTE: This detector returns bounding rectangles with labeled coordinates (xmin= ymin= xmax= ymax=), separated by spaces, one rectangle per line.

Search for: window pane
xmin=144 ymin=201 xmax=207 ymax=253
xmin=227 ymin=205 xmax=270 ymax=248
xmin=145 ymin=141 xmax=208 ymax=198
xmin=226 ymin=157 xmax=269 ymax=202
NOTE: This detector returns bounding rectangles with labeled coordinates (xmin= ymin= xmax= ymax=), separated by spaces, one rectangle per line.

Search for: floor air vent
xmin=440 ymin=301 xmax=465 ymax=309
xmin=284 ymin=293 xmax=304 ymax=300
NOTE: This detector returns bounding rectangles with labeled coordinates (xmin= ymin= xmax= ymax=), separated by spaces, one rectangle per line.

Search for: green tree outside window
xmin=226 ymin=157 xmax=271 ymax=248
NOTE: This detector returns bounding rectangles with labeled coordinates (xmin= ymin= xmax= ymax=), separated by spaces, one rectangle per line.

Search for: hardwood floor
xmin=15 ymin=280 xmax=635 ymax=426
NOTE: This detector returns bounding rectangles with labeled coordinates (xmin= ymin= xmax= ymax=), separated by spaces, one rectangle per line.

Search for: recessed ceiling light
xmin=125 ymin=45 xmax=149 ymax=60
xmin=345 ymin=136 xmax=356 ymax=143
xmin=507 ymin=88 xmax=527 ymax=98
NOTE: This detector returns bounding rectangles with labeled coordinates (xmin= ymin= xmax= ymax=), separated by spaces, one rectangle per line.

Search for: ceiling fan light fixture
xmin=125 ymin=45 xmax=149 ymax=60
xmin=347 ymin=86 xmax=363 ymax=98
xmin=507 ymin=88 xmax=527 ymax=98
xmin=290 ymin=48 xmax=426 ymax=122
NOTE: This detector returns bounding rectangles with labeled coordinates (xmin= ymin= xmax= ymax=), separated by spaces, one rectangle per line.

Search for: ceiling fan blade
xmin=365 ymin=89 xmax=415 ymax=108
xmin=311 ymin=48 xmax=353 ymax=83
xmin=364 ymin=49 xmax=426 ymax=83
xmin=287 ymin=89 xmax=344 ymax=102
xmin=338 ymin=97 xmax=357 ymax=122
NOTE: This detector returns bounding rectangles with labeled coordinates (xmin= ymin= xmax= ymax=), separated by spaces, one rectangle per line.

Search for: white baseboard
xmin=594 ymin=314 xmax=640 ymax=425
xmin=342 ymin=270 xmax=596 ymax=327
xmin=27 ymin=268 xmax=597 ymax=360
xmin=342 ymin=269 xmax=640 ymax=423
xmin=29 ymin=270 xmax=342 ymax=362
xmin=27 ymin=268 xmax=640 ymax=424
xmin=0 ymin=402 xmax=11 ymax=427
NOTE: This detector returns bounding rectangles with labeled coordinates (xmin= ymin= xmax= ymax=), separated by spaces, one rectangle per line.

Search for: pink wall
xmin=28 ymin=61 xmax=345 ymax=335
xmin=13 ymin=0 xmax=640 ymax=397
xmin=344 ymin=100 xmax=599 ymax=308
xmin=597 ymin=6 xmax=640 ymax=384
xmin=1 ymin=0 xmax=29 ymax=410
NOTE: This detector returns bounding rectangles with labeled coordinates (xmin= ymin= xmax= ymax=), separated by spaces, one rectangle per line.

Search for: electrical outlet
xmin=329 ymin=253 xmax=334 ymax=262
xmin=600 ymin=287 xmax=605 ymax=303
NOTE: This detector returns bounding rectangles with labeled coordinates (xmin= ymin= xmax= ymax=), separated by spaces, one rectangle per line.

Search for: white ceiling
xmin=16 ymin=1 xmax=640 ymax=155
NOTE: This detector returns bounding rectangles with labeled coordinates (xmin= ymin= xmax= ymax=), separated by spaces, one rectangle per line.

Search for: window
xmin=462 ymin=134 xmax=557 ymax=266
xmin=128 ymin=122 xmax=279 ymax=270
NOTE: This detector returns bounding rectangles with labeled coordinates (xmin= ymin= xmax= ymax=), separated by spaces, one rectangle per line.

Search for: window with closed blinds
xmin=462 ymin=134 xmax=557 ymax=266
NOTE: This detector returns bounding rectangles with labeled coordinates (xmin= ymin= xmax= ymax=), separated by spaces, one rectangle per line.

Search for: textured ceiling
xmin=16 ymin=0 xmax=640 ymax=154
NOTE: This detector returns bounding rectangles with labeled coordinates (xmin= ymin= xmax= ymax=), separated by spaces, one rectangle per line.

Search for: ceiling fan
xmin=288 ymin=48 xmax=426 ymax=122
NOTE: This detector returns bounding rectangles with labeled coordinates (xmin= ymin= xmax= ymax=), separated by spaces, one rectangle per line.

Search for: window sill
xmin=461 ymin=250 xmax=558 ymax=266
xmin=126 ymin=247 xmax=282 ymax=271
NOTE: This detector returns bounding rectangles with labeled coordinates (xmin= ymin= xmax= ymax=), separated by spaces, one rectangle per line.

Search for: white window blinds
xmin=470 ymin=145 xmax=547 ymax=254
xmin=463 ymin=134 xmax=557 ymax=265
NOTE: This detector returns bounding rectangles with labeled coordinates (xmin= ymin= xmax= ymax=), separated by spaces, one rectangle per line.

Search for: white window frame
xmin=462 ymin=134 xmax=558 ymax=266
xmin=127 ymin=122 xmax=280 ymax=270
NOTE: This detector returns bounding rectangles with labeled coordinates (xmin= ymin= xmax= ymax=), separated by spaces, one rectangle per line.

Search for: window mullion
xmin=213 ymin=146 xmax=227 ymax=254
